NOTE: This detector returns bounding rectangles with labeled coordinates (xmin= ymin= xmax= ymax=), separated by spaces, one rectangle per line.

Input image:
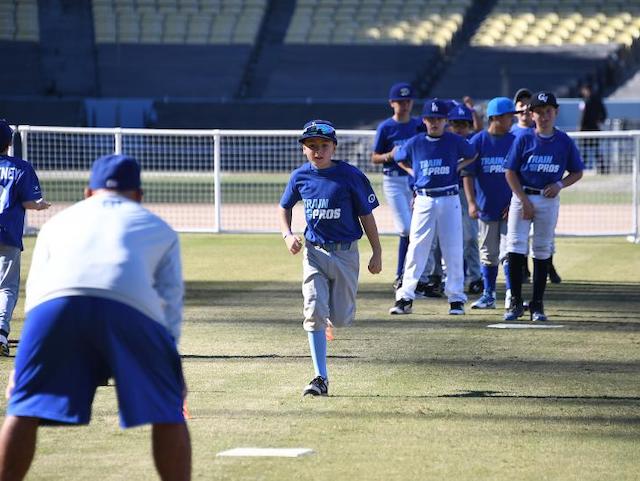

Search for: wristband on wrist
xmin=556 ymin=180 xmax=564 ymax=189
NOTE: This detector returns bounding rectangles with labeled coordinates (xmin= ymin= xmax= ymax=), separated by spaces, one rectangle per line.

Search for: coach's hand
xmin=284 ymin=234 xmax=303 ymax=255
xmin=368 ymin=251 xmax=382 ymax=274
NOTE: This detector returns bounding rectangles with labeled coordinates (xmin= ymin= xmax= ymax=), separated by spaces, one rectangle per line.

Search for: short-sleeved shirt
xmin=394 ymin=132 xmax=475 ymax=190
xmin=373 ymin=117 xmax=423 ymax=176
xmin=0 ymin=155 xmax=44 ymax=250
xmin=504 ymin=128 xmax=584 ymax=189
xmin=280 ymin=160 xmax=379 ymax=244
xmin=510 ymin=124 xmax=534 ymax=139
xmin=466 ymin=130 xmax=515 ymax=221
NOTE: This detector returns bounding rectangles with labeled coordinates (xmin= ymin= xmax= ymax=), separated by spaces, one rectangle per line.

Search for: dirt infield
xmin=26 ymin=202 xmax=636 ymax=236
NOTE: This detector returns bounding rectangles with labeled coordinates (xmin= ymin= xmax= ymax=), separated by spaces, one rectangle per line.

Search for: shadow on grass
xmin=182 ymin=354 xmax=357 ymax=360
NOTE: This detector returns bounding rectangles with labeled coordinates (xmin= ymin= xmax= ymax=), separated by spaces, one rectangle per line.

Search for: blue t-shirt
xmin=395 ymin=132 xmax=475 ymax=190
xmin=504 ymin=128 xmax=584 ymax=189
xmin=510 ymin=124 xmax=534 ymax=139
xmin=373 ymin=117 xmax=423 ymax=176
xmin=0 ymin=155 xmax=43 ymax=250
xmin=280 ymin=160 xmax=379 ymax=244
xmin=467 ymin=130 xmax=515 ymax=221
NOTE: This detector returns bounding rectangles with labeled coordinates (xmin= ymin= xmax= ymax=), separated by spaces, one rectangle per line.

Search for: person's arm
xmin=463 ymin=96 xmax=483 ymax=131
xmin=463 ymin=176 xmax=479 ymax=219
xmin=457 ymin=155 xmax=477 ymax=172
xmin=278 ymin=205 xmax=302 ymax=254
xmin=542 ymin=171 xmax=583 ymax=198
xmin=397 ymin=161 xmax=414 ymax=177
xmin=23 ymin=198 xmax=51 ymax=210
xmin=359 ymin=213 xmax=382 ymax=274
xmin=371 ymin=146 xmax=397 ymax=165
xmin=154 ymin=236 xmax=184 ymax=344
xmin=505 ymin=169 xmax=534 ymax=220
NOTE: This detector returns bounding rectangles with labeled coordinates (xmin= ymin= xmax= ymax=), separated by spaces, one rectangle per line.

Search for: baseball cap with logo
xmin=0 ymin=119 xmax=14 ymax=150
xmin=89 ymin=154 xmax=141 ymax=191
xmin=529 ymin=92 xmax=559 ymax=109
xmin=447 ymin=104 xmax=474 ymax=122
xmin=422 ymin=99 xmax=449 ymax=118
xmin=388 ymin=82 xmax=414 ymax=101
xmin=298 ymin=120 xmax=338 ymax=144
xmin=486 ymin=97 xmax=517 ymax=118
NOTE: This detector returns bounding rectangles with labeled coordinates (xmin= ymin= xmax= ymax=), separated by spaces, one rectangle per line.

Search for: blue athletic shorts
xmin=7 ymin=296 xmax=185 ymax=428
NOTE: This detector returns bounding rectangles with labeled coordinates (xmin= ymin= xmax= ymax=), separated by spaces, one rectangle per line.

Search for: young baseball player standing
xmin=371 ymin=82 xmax=423 ymax=290
xmin=503 ymin=92 xmax=584 ymax=321
xmin=389 ymin=99 xmax=476 ymax=316
xmin=279 ymin=120 xmax=382 ymax=396
xmin=0 ymin=120 xmax=51 ymax=356
xmin=463 ymin=97 xmax=517 ymax=309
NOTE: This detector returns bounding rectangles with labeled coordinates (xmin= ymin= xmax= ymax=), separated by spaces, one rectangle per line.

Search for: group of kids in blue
xmin=280 ymin=84 xmax=584 ymax=397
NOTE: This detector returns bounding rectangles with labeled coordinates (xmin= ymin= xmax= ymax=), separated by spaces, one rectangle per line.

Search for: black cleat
xmin=389 ymin=298 xmax=413 ymax=315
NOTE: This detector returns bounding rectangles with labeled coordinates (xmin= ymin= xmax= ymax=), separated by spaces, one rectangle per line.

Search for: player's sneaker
xmin=0 ymin=334 xmax=9 ymax=357
xmin=303 ymin=376 xmax=328 ymax=397
xmin=471 ymin=292 xmax=496 ymax=309
xmin=503 ymin=298 xmax=525 ymax=321
xmin=389 ymin=298 xmax=413 ymax=315
xmin=467 ymin=279 xmax=483 ymax=294
xmin=449 ymin=301 xmax=465 ymax=315
xmin=529 ymin=301 xmax=548 ymax=322
xmin=392 ymin=276 xmax=403 ymax=290
xmin=548 ymin=266 xmax=562 ymax=284
xmin=414 ymin=282 xmax=430 ymax=298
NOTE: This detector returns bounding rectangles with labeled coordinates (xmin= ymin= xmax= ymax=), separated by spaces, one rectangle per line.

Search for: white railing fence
xmin=12 ymin=126 xmax=640 ymax=243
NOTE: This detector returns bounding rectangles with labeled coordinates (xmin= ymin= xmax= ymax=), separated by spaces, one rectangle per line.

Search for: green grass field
xmin=1 ymin=235 xmax=639 ymax=480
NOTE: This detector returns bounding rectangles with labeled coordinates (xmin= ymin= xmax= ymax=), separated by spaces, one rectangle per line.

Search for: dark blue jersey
xmin=280 ymin=160 xmax=379 ymax=244
xmin=0 ymin=155 xmax=43 ymax=250
xmin=373 ymin=117 xmax=423 ymax=176
xmin=395 ymin=132 xmax=475 ymax=190
xmin=467 ymin=130 xmax=515 ymax=221
xmin=505 ymin=128 xmax=584 ymax=189
xmin=510 ymin=124 xmax=534 ymax=139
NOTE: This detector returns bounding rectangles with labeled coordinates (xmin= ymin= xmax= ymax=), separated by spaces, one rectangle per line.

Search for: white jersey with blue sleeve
xmin=25 ymin=192 xmax=184 ymax=341
xmin=280 ymin=160 xmax=379 ymax=244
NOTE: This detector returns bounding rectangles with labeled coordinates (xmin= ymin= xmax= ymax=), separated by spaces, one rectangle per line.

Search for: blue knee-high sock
xmin=308 ymin=330 xmax=328 ymax=380
xmin=397 ymin=236 xmax=410 ymax=277
xmin=481 ymin=265 xmax=499 ymax=294
xmin=503 ymin=260 xmax=511 ymax=290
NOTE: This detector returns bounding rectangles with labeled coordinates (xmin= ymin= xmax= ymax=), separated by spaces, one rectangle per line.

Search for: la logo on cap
xmin=538 ymin=93 xmax=548 ymax=102
xmin=400 ymin=87 xmax=410 ymax=97
xmin=431 ymin=102 xmax=438 ymax=112
xmin=106 ymin=179 xmax=118 ymax=188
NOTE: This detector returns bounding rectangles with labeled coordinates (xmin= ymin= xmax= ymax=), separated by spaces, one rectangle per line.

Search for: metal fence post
xmin=630 ymin=134 xmax=640 ymax=244
xmin=213 ymin=129 xmax=222 ymax=233
xmin=114 ymin=127 xmax=122 ymax=154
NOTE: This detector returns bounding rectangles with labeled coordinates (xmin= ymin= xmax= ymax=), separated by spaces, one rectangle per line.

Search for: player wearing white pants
xmin=503 ymin=92 xmax=584 ymax=322
xmin=382 ymin=173 xmax=413 ymax=238
xmin=389 ymin=98 xmax=476 ymax=316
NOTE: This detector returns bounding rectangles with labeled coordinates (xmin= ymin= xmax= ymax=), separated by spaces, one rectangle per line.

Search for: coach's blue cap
xmin=389 ymin=82 xmax=414 ymax=101
xmin=529 ymin=92 xmax=559 ymax=109
xmin=486 ymin=97 xmax=517 ymax=118
xmin=89 ymin=154 xmax=141 ymax=191
xmin=0 ymin=120 xmax=13 ymax=149
xmin=447 ymin=104 xmax=474 ymax=122
xmin=299 ymin=120 xmax=338 ymax=144
xmin=422 ymin=99 xmax=449 ymax=118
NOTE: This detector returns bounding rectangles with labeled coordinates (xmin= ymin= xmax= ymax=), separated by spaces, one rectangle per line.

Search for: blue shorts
xmin=8 ymin=296 xmax=185 ymax=428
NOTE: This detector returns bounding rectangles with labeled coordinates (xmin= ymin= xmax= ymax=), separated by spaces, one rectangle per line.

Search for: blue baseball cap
xmin=447 ymin=104 xmax=474 ymax=122
xmin=0 ymin=119 xmax=13 ymax=149
xmin=486 ymin=97 xmax=517 ymax=118
xmin=422 ymin=99 xmax=449 ymax=118
xmin=388 ymin=82 xmax=414 ymax=101
xmin=89 ymin=154 xmax=141 ymax=191
xmin=298 ymin=120 xmax=337 ymax=144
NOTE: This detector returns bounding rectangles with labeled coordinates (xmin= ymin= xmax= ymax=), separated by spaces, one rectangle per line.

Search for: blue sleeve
xmin=18 ymin=162 xmax=43 ymax=202
xmin=279 ymin=173 xmax=301 ymax=209
xmin=350 ymin=169 xmax=379 ymax=216
xmin=372 ymin=123 xmax=388 ymax=154
xmin=460 ymin=137 xmax=476 ymax=160
xmin=566 ymin=137 xmax=585 ymax=173
xmin=504 ymin=135 xmax=524 ymax=171
xmin=394 ymin=137 xmax=411 ymax=164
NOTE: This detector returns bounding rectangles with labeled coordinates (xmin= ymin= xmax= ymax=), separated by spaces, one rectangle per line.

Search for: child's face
xmin=422 ymin=116 xmax=447 ymax=136
xmin=515 ymin=99 xmax=532 ymax=126
xmin=490 ymin=113 xmax=514 ymax=134
xmin=531 ymin=106 xmax=557 ymax=133
xmin=389 ymin=99 xmax=413 ymax=117
xmin=302 ymin=138 xmax=336 ymax=166
xmin=449 ymin=120 xmax=473 ymax=137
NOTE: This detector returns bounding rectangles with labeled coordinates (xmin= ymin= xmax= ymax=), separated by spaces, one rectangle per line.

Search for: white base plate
xmin=217 ymin=448 xmax=314 ymax=458
xmin=487 ymin=323 xmax=564 ymax=329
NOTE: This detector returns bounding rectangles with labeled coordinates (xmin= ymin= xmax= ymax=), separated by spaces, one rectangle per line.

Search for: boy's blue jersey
xmin=467 ymin=130 xmax=515 ymax=221
xmin=280 ymin=160 xmax=379 ymax=244
xmin=373 ymin=117 xmax=423 ymax=176
xmin=395 ymin=132 xmax=475 ymax=190
xmin=510 ymin=124 xmax=534 ymax=139
xmin=505 ymin=128 xmax=584 ymax=189
xmin=0 ymin=155 xmax=43 ymax=250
